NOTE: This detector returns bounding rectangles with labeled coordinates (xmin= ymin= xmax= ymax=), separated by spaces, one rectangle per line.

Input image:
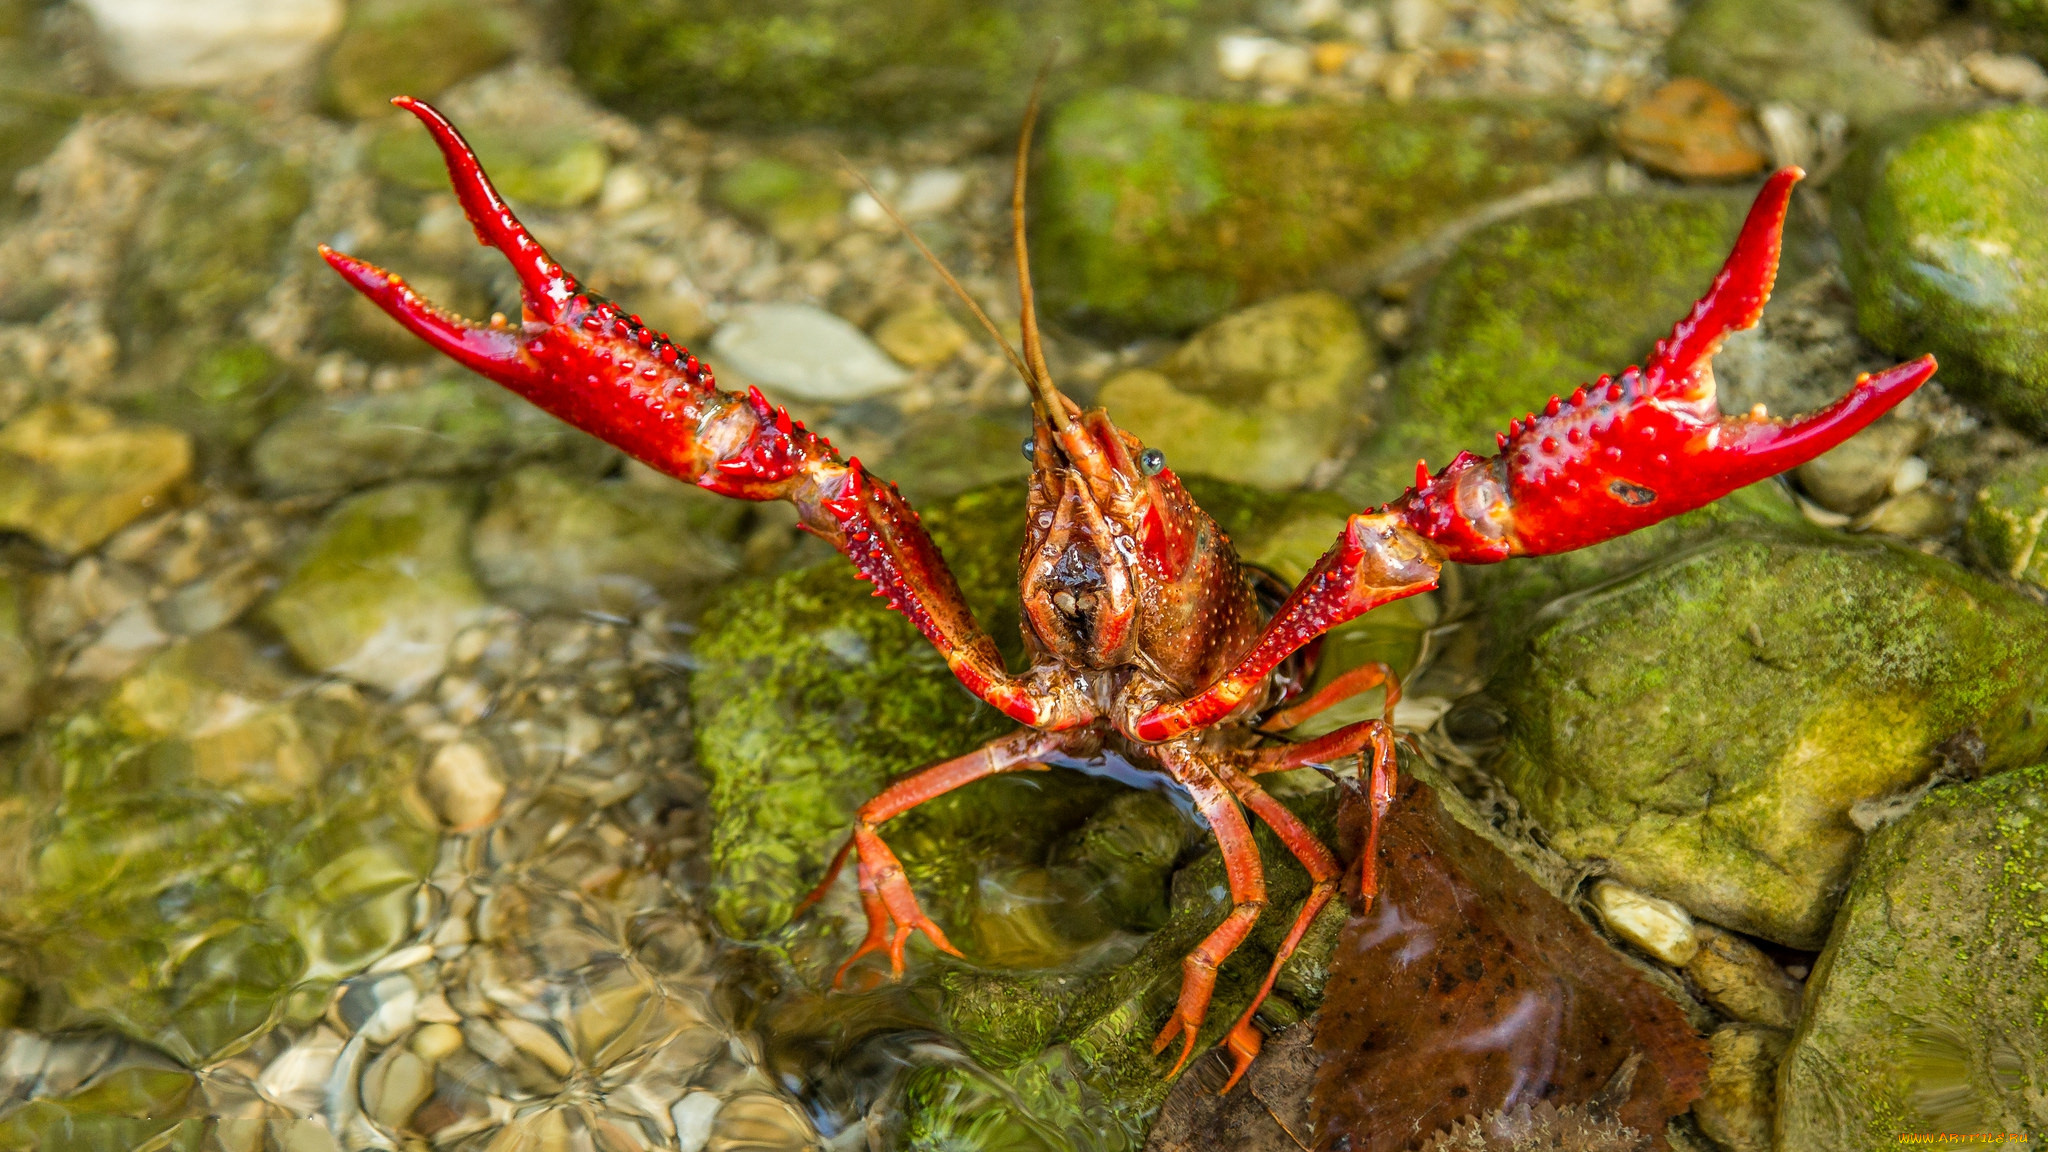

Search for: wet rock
xmin=1034 ymin=92 xmax=1597 ymax=331
xmin=1869 ymin=0 xmax=1947 ymax=39
xmin=1691 ymin=1024 xmax=1786 ymax=1152
xmin=710 ymin=156 xmax=843 ymax=254
xmin=1779 ymin=764 xmax=2048 ymax=1148
xmin=1964 ymin=50 xmax=2048 ymax=99
xmin=1665 ymin=0 xmax=1928 ymax=128
xmin=0 ymin=572 xmax=35 ymax=734
xmin=121 ymin=340 xmax=304 ymax=465
xmin=1835 ymin=106 xmax=2048 ymax=434
xmin=1492 ymin=535 xmax=2048 ymax=948
xmin=117 ymin=127 xmax=311 ymax=353
xmin=0 ymin=1039 xmax=197 ymax=1146
xmin=1339 ymin=192 xmax=1746 ymax=505
xmin=374 ymin=113 xmax=607 ymax=211
xmin=1100 ymin=292 xmax=1374 ymax=490
xmin=1966 ymin=450 xmax=2048 ymax=592
xmin=78 ymin=0 xmax=342 ymax=89
xmin=1792 ymin=418 xmax=1922 ymax=515
xmin=0 ymin=402 xmax=192 ymax=556
xmin=860 ymin=406 xmax=1032 ymax=506
xmin=1852 ymin=486 xmax=1952 ymax=537
xmin=1589 ymin=880 xmax=1698 ymax=966
xmin=708 ymin=303 xmax=910 ymax=403
xmin=250 ymin=376 xmax=612 ymax=496
xmin=320 ymin=0 xmax=519 ymax=121
xmin=263 ymin=480 xmax=490 ymax=695
xmin=1613 ymin=78 xmax=1767 ymax=181
xmin=872 ymin=300 xmax=971 ymax=369
xmin=0 ymin=66 xmax=80 ymax=210
xmin=470 ymin=464 xmax=742 ymax=616
xmin=421 ymin=740 xmax=504 ymax=829
xmin=1684 ymin=924 xmax=1803 ymax=1030
xmin=563 ymin=0 xmax=1253 ymax=129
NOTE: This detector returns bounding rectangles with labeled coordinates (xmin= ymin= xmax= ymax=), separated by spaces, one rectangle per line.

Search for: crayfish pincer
xmin=322 ymin=94 xmax=1936 ymax=1093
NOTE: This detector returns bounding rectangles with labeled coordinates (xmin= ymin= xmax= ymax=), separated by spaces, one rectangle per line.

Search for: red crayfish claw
xmin=1395 ymin=167 xmax=1939 ymax=563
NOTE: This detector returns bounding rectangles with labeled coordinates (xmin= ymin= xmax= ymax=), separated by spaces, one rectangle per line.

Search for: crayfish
xmin=323 ymin=94 xmax=1936 ymax=1093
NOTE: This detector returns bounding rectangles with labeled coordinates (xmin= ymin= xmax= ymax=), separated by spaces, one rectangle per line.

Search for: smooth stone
xmin=263 ymin=480 xmax=490 ymax=695
xmin=421 ymin=740 xmax=505 ymax=830
xmin=1792 ymin=419 xmax=1921 ymax=514
xmin=362 ymin=1046 xmax=434 ymax=1129
xmin=0 ymin=403 xmax=192 ymax=556
xmin=1491 ymin=536 xmax=2048 ymax=948
xmin=158 ymin=557 xmax=269 ymax=636
xmin=1033 ymin=92 xmax=1597 ymax=330
xmin=1340 ymin=192 xmax=1746 ymax=504
xmin=78 ymin=0 xmax=342 ymax=88
xmin=706 ymin=1092 xmax=816 ymax=1151
xmin=63 ymin=602 xmax=169 ymax=683
xmin=104 ymin=632 xmax=321 ymax=801
xmin=1684 ymin=924 xmax=1803 ymax=1030
xmin=1835 ymin=105 xmax=2048 ymax=433
xmin=257 ymin=1028 xmax=345 ymax=1114
xmin=1588 ymin=880 xmax=1699 ymax=966
xmin=1614 ymin=78 xmax=1768 ymax=181
xmin=320 ymin=0 xmax=517 ymax=120
xmin=1965 ymin=50 xmax=2048 ymax=99
xmin=1099 ymin=291 xmax=1374 ymax=491
xmin=1665 ymin=0 xmax=1930 ymax=127
xmin=0 ymin=573 xmax=37 ymax=734
xmin=871 ymin=301 xmax=970 ymax=369
xmin=708 ymin=303 xmax=910 ymax=402
xmin=251 ymin=376 xmax=612 ymax=496
xmin=1851 ymin=486 xmax=1952 ymax=538
xmin=468 ymin=463 xmax=742 ymax=616
xmin=1966 ymin=450 xmax=2048 ymax=592
xmin=673 ymin=1091 xmax=722 ymax=1152
xmin=1779 ymin=765 xmax=2048 ymax=1148
xmin=1692 ymin=1024 xmax=1787 ymax=1152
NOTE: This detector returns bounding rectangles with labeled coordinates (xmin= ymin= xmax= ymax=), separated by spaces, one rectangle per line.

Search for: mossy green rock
xmin=1493 ymin=535 xmax=2048 ymax=948
xmin=1099 ymin=292 xmax=1375 ymax=491
xmin=563 ymin=0 xmax=1250 ymax=130
xmin=374 ymin=120 xmax=607 ymax=210
xmin=117 ymin=129 xmax=309 ymax=352
xmin=1033 ymin=92 xmax=1598 ymax=332
xmin=1338 ymin=192 xmax=1747 ymax=506
xmin=1778 ymin=764 xmax=2048 ymax=1149
xmin=121 ymin=340 xmax=302 ymax=466
xmin=250 ymin=376 xmax=612 ymax=496
xmin=1967 ymin=451 xmax=2048 ymax=592
xmin=712 ymin=156 xmax=844 ymax=253
xmin=689 ymin=476 xmax=1350 ymax=940
xmin=0 ymin=570 xmax=35 ymax=734
xmin=4 ymin=632 xmax=436 ymax=1065
xmin=0 ymin=62 xmax=79 ymax=216
xmin=263 ymin=480 xmax=490 ymax=695
xmin=1835 ymin=106 xmax=2048 ymax=434
xmin=1666 ymin=0 xmax=1931 ymax=127
xmin=0 ymin=402 xmax=193 ymax=556
xmin=469 ymin=463 xmax=743 ymax=615
xmin=321 ymin=0 xmax=518 ymax=121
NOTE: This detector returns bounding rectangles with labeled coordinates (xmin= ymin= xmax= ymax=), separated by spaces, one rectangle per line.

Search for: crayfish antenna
xmin=388 ymin=95 xmax=579 ymax=325
xmin=1012 ymin=51 xmax=1073 ymax=433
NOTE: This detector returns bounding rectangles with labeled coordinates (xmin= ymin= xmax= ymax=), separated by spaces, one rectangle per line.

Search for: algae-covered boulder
xmin=0 ymin=571 xmax=35 ymax=734
xmin=320 ymin=0 xmax=518 ymax=121
xmin=1338 ymin=192 xmax=1747 ymax=506
xmin=0 ymin=402 xmax=193 ymax=556
xmin=250 ymin=376 xmax=612 ymax=496
xmin=1492 ymin=535 xmax=2048 ymax=948
xmin=711 ymin=156 xmax=845 ymax=254
xmin=1778 ymin=764 xmax=2048 ymax=1149
xmin=562 ymin=0 xmax=1251 ymax=130
xmin=1666 ymin=0 xmax=1931 ymax=127
xmin=120 ymin=340 xmax=302 ymax=465
xmin=1834 ymin=105 xmax=2048 ymax=434
xmin=469 ymin=463 xmax=743 ymax=616
xmin=1967 ymin=450 xmax=2048 ymax=593
xmin=1033 ymin=92 xmax=1597 ymax=332
xmin=3 ymin=632 xmax=436 ymax=1065
xmin=263 ymin=480 xmax=490 ymax=695
xmin=1098 ymin=292 xmax=1375 ymax=491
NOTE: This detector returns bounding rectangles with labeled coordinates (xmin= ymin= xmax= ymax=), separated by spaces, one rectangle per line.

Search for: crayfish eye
xmin=1021 ymin=437 xmax=1037 ymax=460
xmin=1138 ymin=447 xmax=1166 ymax=476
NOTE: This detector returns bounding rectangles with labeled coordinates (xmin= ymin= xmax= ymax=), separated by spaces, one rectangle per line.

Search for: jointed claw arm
xmin=1134 ymin=167 xmax=1937 ymax=743
xmin=322 ymin=98 xmax=1092 ymax=731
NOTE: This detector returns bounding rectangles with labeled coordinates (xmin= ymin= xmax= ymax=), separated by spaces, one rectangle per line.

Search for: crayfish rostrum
xmin=323 ymin=96 xmax=1936 ymax=1092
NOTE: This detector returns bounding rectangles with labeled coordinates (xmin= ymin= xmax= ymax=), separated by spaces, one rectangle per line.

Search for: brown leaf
xmin=1310 ymin=778 xmax=1708 ymax=1151
xmin=1146 ymin=1023 xmax=1321 ymax=1152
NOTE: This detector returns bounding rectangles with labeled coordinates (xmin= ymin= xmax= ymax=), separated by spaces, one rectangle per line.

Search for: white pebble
xmin=897 ymin=169 xmax=967 ymax=218
xmin=258 ymin=1028 xmax=345 ymax=1113
xmin=709 ymin=303 xmax=911 ymax=402
xmin=78 ymin=0 xmax=342 ymax=88
xmin=1966 ymin=52 xmax=2048 ymax=101
xmin=358 ymin=977 xmax=419 ymax=1046
xmin=1257 ymin=43 xmax=1315 ymax=88
xmin=1388 ymin=0 xmax=1444 ymax=51
xmin=422 ymin=741 xmax=507 ymax=830
xmin=1890 ymin=455 xmax=1930 ymax=496
xmin=673 ymin=1092 xmax=723 ymax=1152
xmin=1217 ymin=33 xmax=1284 ymax=82
xmin=1591 ymin=880 xmax=1699 ymax=965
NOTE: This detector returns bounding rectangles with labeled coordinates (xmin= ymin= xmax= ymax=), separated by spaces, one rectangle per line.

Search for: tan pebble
xmin=706 ymin=1092 xmax=816 ymax=1152
xmin=363 ymin=1047 xmax=435 ymax=1129
xmin=422 ymin=741 xmax=506 ymax=830
xmin=1685 ymin=923 xmax=1803 ymax=1029
xmin=1854 ymin=488 xmax=1953 ymax=538
xmin=1589 ymin=880 xmax=1698 ymax=965
xmin=1691 ymin=1023 xmax=1788 ymax=1152
xmin=1966 ymin=51 xmax=2048 ymax=100
xmin=495 ymin=1016 xmax=574 ymax=1078
xmin=411 ymin=1022 xmax=464 ymax=1061
xmin=1614 ymin=78 xmax=1766 ymax=181
xmin=871 ymin=302 xmax=968 ymax=369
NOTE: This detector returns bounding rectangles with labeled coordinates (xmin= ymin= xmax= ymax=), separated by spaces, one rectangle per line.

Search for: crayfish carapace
xmin=322 ymin=95 xmax=1936 ymax=1093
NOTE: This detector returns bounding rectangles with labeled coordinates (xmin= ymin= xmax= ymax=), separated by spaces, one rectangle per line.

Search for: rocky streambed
xmin=0 ymin=0 xmax=2045 ymax=1149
